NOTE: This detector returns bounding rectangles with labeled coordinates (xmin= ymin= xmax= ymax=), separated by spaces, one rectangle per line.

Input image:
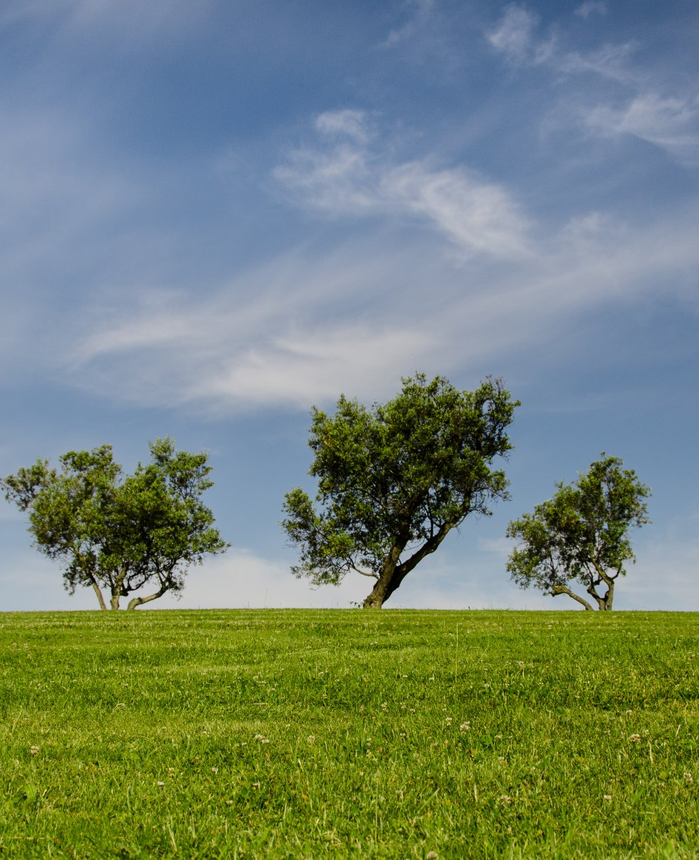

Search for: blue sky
xmin=1 ymin=0 xmax=698 ymax=611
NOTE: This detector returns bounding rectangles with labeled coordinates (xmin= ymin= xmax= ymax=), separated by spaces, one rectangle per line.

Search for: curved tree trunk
xmin=551 ymin=584 xmax=595 ymax=611
xmin=587 ymin=581 xmax=614 ymax=610
xmin=127 ymin=585 xmax=169 ymax=610
xmin=363 ymin=543 xmax=404 ymax=608
xmin=362 ymin=523 xmax=455 ymax=608
xmin=89 ymin=577 xmax=108 ymax=611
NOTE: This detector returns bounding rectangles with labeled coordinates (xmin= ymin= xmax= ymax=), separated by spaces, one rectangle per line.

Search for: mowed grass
xmin=1 ymin=610 xmax=698 ymax=859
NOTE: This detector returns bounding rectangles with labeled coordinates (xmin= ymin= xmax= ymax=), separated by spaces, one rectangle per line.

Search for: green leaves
xmin=507 ymin=455 xmax=651 ymax=610
xmin=283 ymin=374 xmax=519 ymax=606
xmin=1 ymin=437 xmax=229 ymax=609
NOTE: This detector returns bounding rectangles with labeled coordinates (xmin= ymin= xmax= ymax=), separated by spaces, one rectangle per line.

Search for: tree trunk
xmin=587 ymin=565 xmax=615 ymax=610
xmin=127 ymin=586 xmax=168 ymax=610
xmin=604 ymin=580 xmax=614 ymax=610
xmin=587 ymin=581 xmax=614 ymax=610
xmin=109 ymin=567 xmax=130 ymax=610
xmin=90 ymin=578 xmax=108 ymax=611
xmin=551 ymin=584 xmax=594 ymax=611
xmin=362 ymin=523 xmax=453 ymax=608
xmin=363 ymin=541 xmax=406 ymax=608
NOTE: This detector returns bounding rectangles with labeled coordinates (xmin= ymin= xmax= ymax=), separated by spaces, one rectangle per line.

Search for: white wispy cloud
xmin=0 ymin=0 xmax=212 ymax=43
xmin=275 ymin=110 xmax=532 ymax=260
xmin=487 ymin=4 xmax=539 ymax=63
xmin=65 ymin=192 xmax=699 ymax=413
xmin=488 ymin=4 xmax=633 ymax=80
xmin=315 ymin=109 xmax=373 ymax=144
xmin=574 ymin=2 xmax=607 ymax=20
xmin=161 ymin=549 xmax=372 ymax=610
xmin=487 ymin=4 xmax=699 ymax=165
xmin=71 ymin=238 xmax=445 ymax=411
xmin=379 ymin=0 xmax=436 ymax=50
xmin=0 ymin=105 xmax=142 ymax=383
xmin=56 ymin=98 xmax=699 ymax=414
xmin=617 ymin=519 xmax=699 ymax=611
xmin=196 ymin=323 xmax=434 ymax=409
xmin=384 ymin=162 xmax=532 ymax=259
xmin=583 ymin=92 xmax=699 ymax=166
xmin=556 ymin=42 xmax=638 ymax=85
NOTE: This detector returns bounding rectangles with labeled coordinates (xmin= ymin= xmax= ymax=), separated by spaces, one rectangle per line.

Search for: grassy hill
xmin=1 ymin=609 xmax=697 ymax=858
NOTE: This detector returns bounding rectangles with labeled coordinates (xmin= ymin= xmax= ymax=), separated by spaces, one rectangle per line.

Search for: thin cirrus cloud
xmin=72 ymin=238 xmax=443 ymax=411
xmin=0 ymin=0 xmax=212 ymax=42
xmin=583 ymin=93 xmax=699 ymax=167
xmin=76 ymin=313 xmax=435 ymax=411
xmin=486 ymin=4 xmax=541 ymax=63
xmin=574 ymin=2 xmax=607 ymax=19
xmin=487 ymin=4 xmax=632 ymax=78
xmin=68 ymin=102 xmax=699 ymax=414
xmin=69 ymin=110 xmax=535 ymax=411
xmin=69 ymin=201 xmax=699 ymax=416
xmin=274 ymin=110 xmax=532 ymax=261
xmin=487 ymin=4 xmax=699 ymax=165
xmin=378 ymin=0 xmax=436 ymax=50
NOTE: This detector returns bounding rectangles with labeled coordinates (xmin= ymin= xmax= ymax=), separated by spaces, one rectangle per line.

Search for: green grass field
xmin=1 ymin=609 xmax=697 ymax=858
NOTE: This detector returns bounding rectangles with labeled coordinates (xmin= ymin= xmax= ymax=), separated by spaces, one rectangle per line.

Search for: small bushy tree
xmin=506 ymin=455 xmax=651 ymax=610
xmin=1 ymin=437 xmax=229 ymax=609
xmin=282 ymin=373 xmax=519 ymax=608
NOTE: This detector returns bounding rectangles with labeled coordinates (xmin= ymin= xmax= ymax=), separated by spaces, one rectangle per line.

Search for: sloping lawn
xmin=1 ymin=609 xmax=697 ymax=858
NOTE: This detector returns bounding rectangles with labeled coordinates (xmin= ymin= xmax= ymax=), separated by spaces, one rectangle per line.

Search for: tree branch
xmin=551 ymin=584 xmax=594 ymax=611
xmin=351 ymin=565 xmax=379 ymax=579
xmin=398 ymin=522 xmax=454 ymax=578
xmin=88 ymin=575 xmax=108 ymax=611
xmin=126 ymin=583 xmax=169 ymax=610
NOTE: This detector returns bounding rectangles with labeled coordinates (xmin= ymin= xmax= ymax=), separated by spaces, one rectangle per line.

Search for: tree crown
xmin=283 ymin=374 xmax=519 ymax=597
xmin=1 ymin=437 xmax=228 ymax=609
xmin=506 ymin=454 xmax=651 ymax=609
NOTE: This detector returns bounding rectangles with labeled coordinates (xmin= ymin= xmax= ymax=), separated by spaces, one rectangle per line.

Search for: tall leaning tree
xmin=282 ymin=373 xmax=519 ymax=608
xmin=506 ymin=455 xmax=651 ymax=610
xmin=1 ymin=437 xmax=229 ymax=610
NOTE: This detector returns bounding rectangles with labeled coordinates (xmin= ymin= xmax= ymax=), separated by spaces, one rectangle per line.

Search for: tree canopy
xmin=1 ymin=437 xmax=229 ymax=609
xmin=282 ymin=374 xmax=519 ymax=608
xmin=506 ymin=455 xmax=651 ymax=610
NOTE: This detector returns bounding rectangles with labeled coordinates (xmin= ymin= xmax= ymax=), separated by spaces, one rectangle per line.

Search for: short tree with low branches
xmin=506 ymin=455 xmax=651 ymax=610
xmin=282 ymin=373 xmax=519 ymax=608
xmin=1 ymin=437 xmax=229 ymax=610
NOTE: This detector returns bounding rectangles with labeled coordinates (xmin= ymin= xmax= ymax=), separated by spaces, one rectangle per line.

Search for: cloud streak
xmin=487 ymin=4 xmax=699 ymax=165
xmin=583 ymin=92 xmax=699 ymax=166
xmin=53 ymin=96 xmax=699 ymax=414
xmin=66 ymin=176 xmax=699 ymax=414
xmin=275 ymin=110 xmax=532 ymax=260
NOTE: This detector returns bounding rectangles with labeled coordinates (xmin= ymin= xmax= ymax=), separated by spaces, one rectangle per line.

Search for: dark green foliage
xmin=283 ymin=374 xmax=519 ymax=607
xmin=1 ymin=438 xmax=229 ymax=609
xmin=507 ymin=455 xmax=651 ymax=610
